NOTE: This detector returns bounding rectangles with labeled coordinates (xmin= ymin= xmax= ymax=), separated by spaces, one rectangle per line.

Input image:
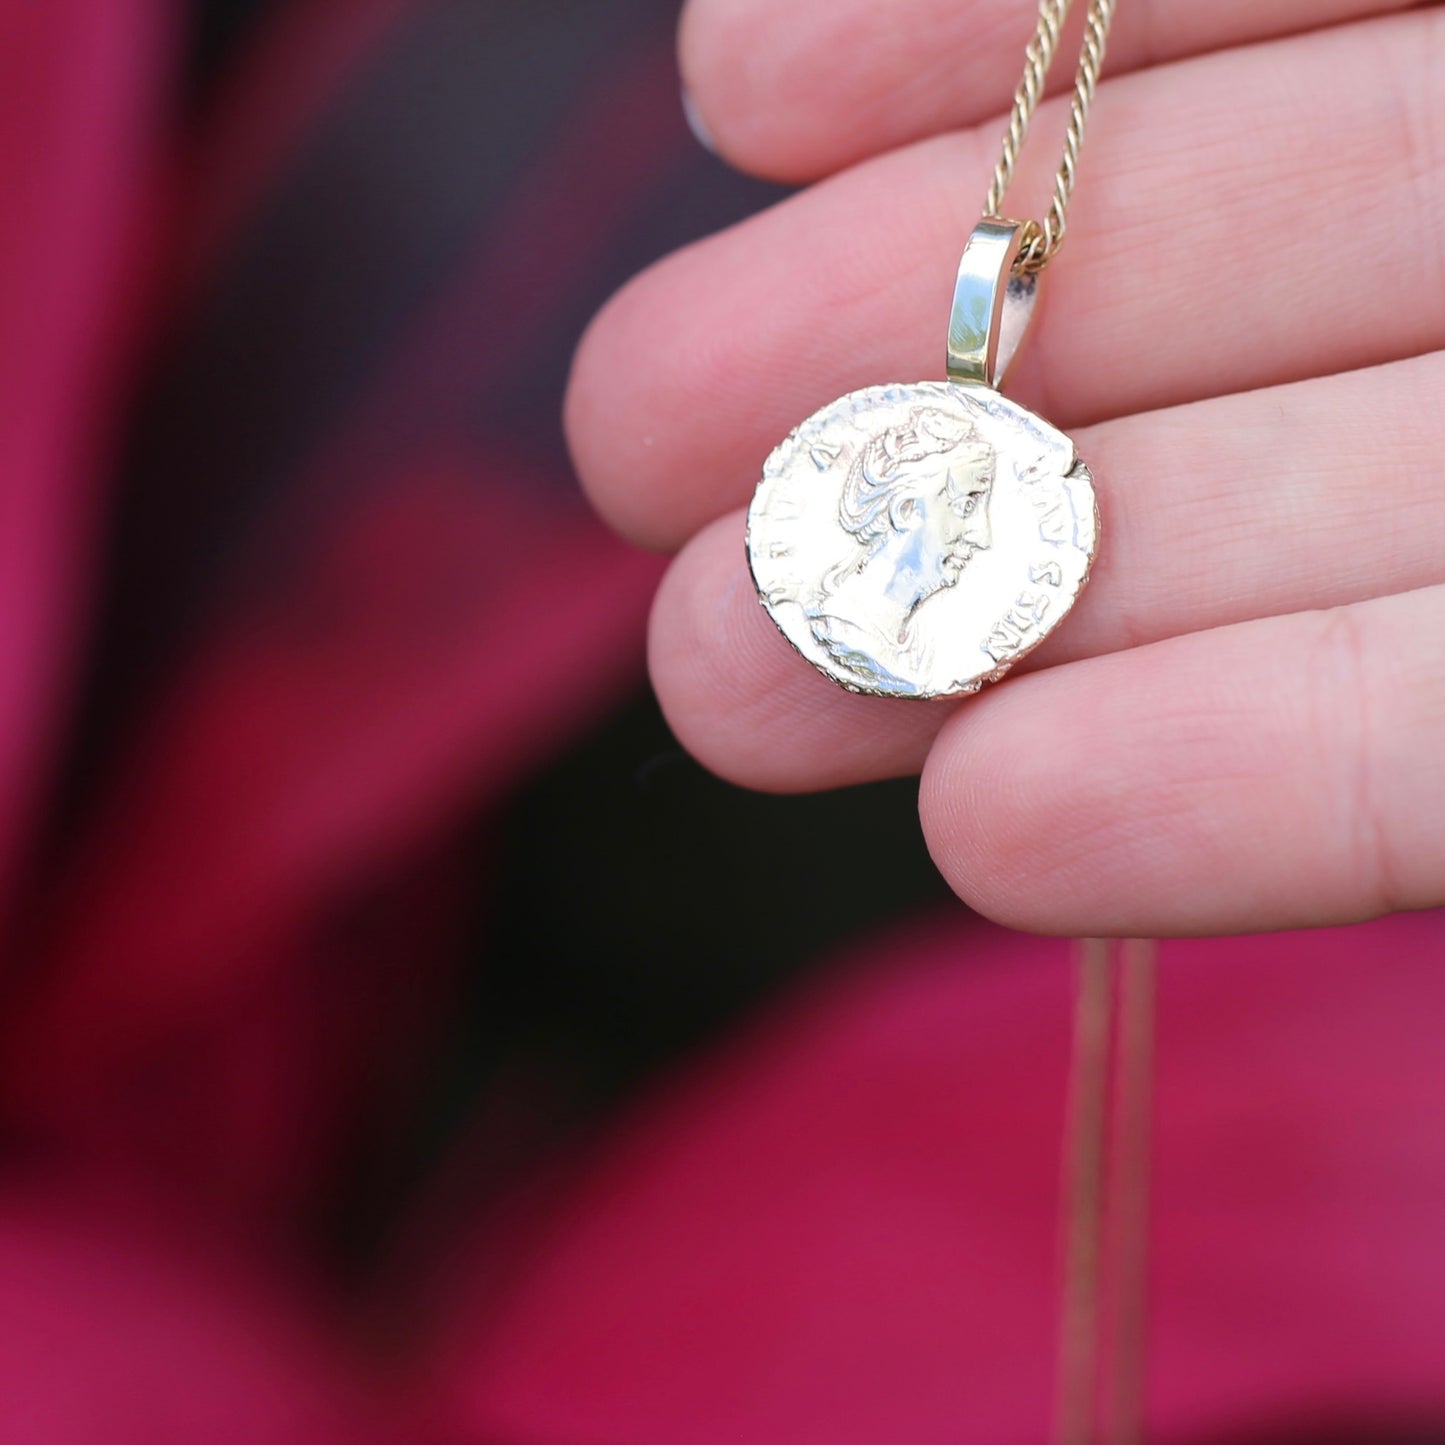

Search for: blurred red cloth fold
xmin=429 ymin=914 xmax=1445 ymax=1445
xmin=0 ymin=3 xmax=1440 ymax=1442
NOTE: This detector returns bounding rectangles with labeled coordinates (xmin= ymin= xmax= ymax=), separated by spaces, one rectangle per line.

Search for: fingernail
xmin=681 ymin=87 xmax=715 ymax=154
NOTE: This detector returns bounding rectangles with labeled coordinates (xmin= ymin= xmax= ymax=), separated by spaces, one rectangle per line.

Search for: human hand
xmin=564 ymin=0 xmax=1445 ymax=937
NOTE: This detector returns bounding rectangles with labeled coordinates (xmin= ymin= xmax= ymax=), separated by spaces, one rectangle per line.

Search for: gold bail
xmin=946 ymin=218 xmax=1040 ymax=390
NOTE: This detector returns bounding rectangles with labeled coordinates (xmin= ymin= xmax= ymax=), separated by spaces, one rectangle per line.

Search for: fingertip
xmin=917 ymin=690 xmax=1071 ymax=933
xmin=677 ymin=0 xmax=853 ymax=182
xmin=676 ymin=0 xmax=759 ymax=175
xmin=915 ymin=634 xmax=1337 ymax=938
xmin=676 ymin=0 xmax=768 ymax=177
xmin=676 ymin=0 xmax=725 ymax=153
xmin=648 ymin=514 xmax=947 ymax=792
xmin=680 ymin=84 xmax=717 ymax=156
xmin=564 ymin=270 xmax=690 ymax=553
xmin=647 ymin=516 xmax=807 ymax=791
xmin=917 ymin=664 xmax=1201 ymax=936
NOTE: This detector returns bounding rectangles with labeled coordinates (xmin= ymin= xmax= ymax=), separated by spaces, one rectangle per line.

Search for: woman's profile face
xmin=896 ymin=446 xmax=995 ymax=597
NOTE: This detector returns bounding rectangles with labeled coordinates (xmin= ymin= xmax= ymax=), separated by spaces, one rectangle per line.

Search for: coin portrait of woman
xmin=806 ymin=408 xmax=996 ymax=694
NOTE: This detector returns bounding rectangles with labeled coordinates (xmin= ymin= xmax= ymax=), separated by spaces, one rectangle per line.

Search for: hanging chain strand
xmin=985 ymin=0 xmax=1119 ymax=274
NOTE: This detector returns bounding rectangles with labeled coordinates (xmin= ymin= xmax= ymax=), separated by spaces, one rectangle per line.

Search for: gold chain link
xmin=985 ymin=0 xmax=1119 ymax=274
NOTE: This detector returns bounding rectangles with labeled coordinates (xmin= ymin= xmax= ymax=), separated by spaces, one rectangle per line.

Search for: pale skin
xmin=563 ymin=0 xmax=1445 ymax=938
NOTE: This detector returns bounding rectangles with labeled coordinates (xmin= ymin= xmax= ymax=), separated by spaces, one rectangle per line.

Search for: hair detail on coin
xmin=838 ymin=408 xmax=984 ymax=560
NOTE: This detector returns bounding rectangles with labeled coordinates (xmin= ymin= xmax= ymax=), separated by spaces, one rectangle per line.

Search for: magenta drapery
xmin=0 ymin=2 xmax=1439 ymax=1441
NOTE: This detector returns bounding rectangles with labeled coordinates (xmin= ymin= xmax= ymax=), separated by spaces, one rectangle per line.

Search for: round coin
xmin=746 ymin=381 xmax=1098 ymax=699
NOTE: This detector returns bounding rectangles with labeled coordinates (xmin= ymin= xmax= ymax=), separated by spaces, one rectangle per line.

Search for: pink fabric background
xmin=0 ymin=2 xmax=1439 ymax=1440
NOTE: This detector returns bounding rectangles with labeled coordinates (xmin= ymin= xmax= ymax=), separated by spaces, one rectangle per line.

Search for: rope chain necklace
xmin=746 ymin=0 xmax=1117 ymax=701
xmin=744 ymin=3 xmax=1156 ymax=1440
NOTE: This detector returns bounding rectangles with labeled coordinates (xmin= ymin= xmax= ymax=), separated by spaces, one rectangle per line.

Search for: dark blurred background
xmin=48 ymin=0 xmax=950 ymax=1271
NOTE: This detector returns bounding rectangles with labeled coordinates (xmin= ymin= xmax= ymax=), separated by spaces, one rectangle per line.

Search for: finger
xmin=919 ymin=583 xmax=1445 ymax=936
xmin=680 ymin=0 xmax=1414 ymax=182
xmin=650 ymin=353 xmax=1445 ymax=792
xmin=568 ymin=11 xmax=1445 ymax=550
xmin=649 ymin=509 xmax=951 ymax=792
